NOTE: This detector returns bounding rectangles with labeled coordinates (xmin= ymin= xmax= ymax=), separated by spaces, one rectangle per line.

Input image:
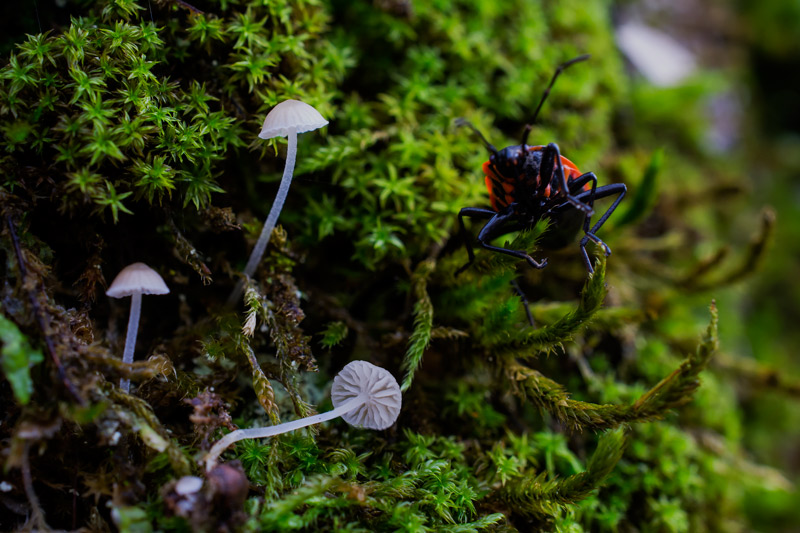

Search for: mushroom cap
xmin=616 ymin=23 xmax=695 ymax=87
xmin=174 ymin=476 xmax=204 ymax=496
xmin=331 ymin=360 xmax=402 ymax=430
xmin=258 ymin=99 xmax=329 ymax=140
xmin=106 ymin=262 xmax=170 ymax=298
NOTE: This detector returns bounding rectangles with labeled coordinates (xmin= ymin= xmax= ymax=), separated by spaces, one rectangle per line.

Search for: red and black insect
xmin=456 ymin=55 xmax=626 ymax=275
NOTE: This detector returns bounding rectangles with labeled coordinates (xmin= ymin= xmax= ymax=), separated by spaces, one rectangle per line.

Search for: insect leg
xmin=544 ymin=171 xmax=598 ymax=214
xmin=510 ymin=278 xmax=535 ymax=327
xmin=542 ymin=143 xmax=594 ymax=216
xmin=457 ymin=207 xmax=497 ymax=275
xmin=475 ymin=209 xmax=548 ymax=270
xmin=573 ymin=183 xmax=627 ymax=272
xmin=567 ymin=172 xmax=598 ymax=198
xmin=571 ymin=171 xmax=600 ymax=266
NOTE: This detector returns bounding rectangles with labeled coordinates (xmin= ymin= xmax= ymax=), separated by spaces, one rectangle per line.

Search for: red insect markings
xmin=482 ymin=146 xmax=586 ymax=212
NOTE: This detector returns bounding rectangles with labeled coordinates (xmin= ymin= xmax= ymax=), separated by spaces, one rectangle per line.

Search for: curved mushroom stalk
xmin=120 ymin=292 xmax=142 ymax=392
xmin=242 ymin=127 xmax=298 ymax=279
xmin=227 ymin=100 xmax=328 ymax=307
xmin=204 ymin=361 xmax=401 ymax=472
xmin=204 ymin=393 xmax=365 ymax=471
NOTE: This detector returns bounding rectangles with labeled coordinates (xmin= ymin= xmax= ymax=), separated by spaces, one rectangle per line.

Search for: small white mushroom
xmin=174 ymin=476 xmax=204 ymax=496
xmin=106 ymin=262 xmax=169 ymax=393
xmin=243 ymin=100 xmax=328 ymax=279
xmin=330 ymin=360 xmax=403 ymax=430
xmin=228 ymin=100 xmax=328 ymax=305
xmin=616 ymin=23 xmax=696 ymax=87
xmin=204 ymin=360 xmax=401 ymax=471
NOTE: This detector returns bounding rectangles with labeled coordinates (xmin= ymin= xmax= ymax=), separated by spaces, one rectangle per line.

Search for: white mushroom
xmin=106 ymin=262 xmax=169 ymax=393
xmin=246 ymin=100 xmax=328 ymax=273
xmin=174 ymin=476 xmax=204 ymax=496
xmin=330 ymin=360 xmax=403 ymax=430
xmin=204 ymin=360 xmax=401 ymax=471
xmin=616 ymin=23 xmax=696 ymax=87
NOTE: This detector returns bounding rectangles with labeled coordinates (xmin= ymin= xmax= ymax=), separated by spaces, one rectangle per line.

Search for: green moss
xmin=0 ymin=0 xmax=796 ymax=531
xmin=0 ymin=314 xmax=44 ymax=405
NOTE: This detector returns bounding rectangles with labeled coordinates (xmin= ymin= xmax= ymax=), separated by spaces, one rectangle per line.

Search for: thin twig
xmin=173 ymin=0 xmax=204 ymax=14
xmin=21 ymin=442 xmax=48 ymax=530
xmin=6 ymin=215 xmax=85 ymax=405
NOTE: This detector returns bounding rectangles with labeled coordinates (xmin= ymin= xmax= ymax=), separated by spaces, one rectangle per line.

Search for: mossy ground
xmin=1 ymin=0 xmax=799 ymax=531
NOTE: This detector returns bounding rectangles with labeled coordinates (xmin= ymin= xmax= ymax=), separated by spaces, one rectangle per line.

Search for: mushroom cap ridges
xmin=331 ymin=360 xmax=402 ymax=430
xmin=106 ymin=262 xmax=170 ymax=298
xmin=258 ymin=99 xmax=328 ymax=140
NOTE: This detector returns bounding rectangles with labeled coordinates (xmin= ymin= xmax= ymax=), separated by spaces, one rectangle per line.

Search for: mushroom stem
xmin=227 ymin=127 xmax=298 ymax=306
xmin=244 ymin=127 xmax=298 ymax=278
xmin=120 ymin=292 xmax=142 ymax=393
xmin=204 ymin=393 xmax=365 ymax=471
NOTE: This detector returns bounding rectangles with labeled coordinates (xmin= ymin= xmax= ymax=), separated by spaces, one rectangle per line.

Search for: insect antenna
xmin=521 ymin=54 xmax=590 ymax=146
xmin=455 ymin=118 xmax=498 ymax=155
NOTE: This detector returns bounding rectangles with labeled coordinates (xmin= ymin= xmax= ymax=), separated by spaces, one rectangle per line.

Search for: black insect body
xmin=457 ymin=55 xmax=627 ymax=275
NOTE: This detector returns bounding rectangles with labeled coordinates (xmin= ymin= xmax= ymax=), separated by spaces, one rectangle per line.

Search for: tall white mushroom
xmin=204 ymin=360 xmax=401 ymax=471
xmin=246 ymin=99 xmax=328 ymax=276
xmin=106 ymin=262 xmax=169 ymax=393
xmin=227 ymin=100 xmax=328 ymax=306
